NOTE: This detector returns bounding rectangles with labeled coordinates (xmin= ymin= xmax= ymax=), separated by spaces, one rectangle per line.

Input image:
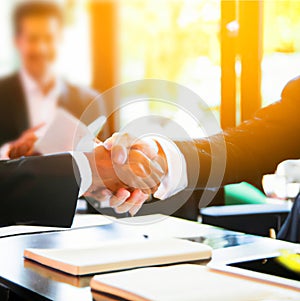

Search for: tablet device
xmin=209 ymin=254 xmax=300 ymax=290
xmin=229 ymin=256 xmax=300 ymax=281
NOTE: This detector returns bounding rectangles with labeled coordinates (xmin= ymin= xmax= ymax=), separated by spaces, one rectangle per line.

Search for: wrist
xmin=71 ymin=151 xmax=93 ymax=196
xmin=84 ymin=151 xmax=100 ymax=193
xmin=146 ymin=136 xmax=187 ymax=200
xmin=153 ymin=139 xmax=168 ymax=175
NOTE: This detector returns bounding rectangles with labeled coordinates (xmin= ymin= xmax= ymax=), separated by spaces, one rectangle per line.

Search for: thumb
xmin=111 ymin=144 xmax=128 ymax=164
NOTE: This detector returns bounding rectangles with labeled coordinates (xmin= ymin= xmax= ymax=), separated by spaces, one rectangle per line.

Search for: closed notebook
xmin=24 ymin=238 xmax=212 ymax=276
xmin=90 ymin=264 xmax=300 ymax=301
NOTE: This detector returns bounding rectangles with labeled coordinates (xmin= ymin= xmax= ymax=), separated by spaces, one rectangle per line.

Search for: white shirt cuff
xmin=70 ymin=151 xmax=93 ymax=196
xmin=146 ymin=136 xmax=187 ymax=200
xmin=0 ymin=143 xmax=11 ymax=160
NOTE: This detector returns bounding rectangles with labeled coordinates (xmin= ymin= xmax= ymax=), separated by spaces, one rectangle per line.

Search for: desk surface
xmin=0 ymin=216 xmax=294 ymax=301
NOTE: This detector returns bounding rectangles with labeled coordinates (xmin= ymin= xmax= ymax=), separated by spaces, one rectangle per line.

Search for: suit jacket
xmin=176 ymin=76 xmax=300 ymax=190
xmin=0 ymin=154 xmax=79 ymax=227
xmin=278 ymin=192 xmax=300 ymax=242
xmin=0 ymin=73 xmax=107 ymax=145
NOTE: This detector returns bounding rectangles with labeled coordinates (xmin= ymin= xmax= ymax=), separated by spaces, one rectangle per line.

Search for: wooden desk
xmin=0 ymin=216 xmax=289 ymax=301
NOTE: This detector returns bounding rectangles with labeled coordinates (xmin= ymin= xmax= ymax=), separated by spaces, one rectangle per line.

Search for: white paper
xmin=34 ymin=108 xmax=89 ymax=154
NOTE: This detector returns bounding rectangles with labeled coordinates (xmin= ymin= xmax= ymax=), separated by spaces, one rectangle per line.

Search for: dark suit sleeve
xmin=176 ymin=77 xmax=300 ymax=189
xmin=0 ymin=154 xmax=80 ymax=227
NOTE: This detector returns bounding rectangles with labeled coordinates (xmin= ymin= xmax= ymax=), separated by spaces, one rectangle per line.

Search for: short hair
xmin=13 ymin=1 xmax=64 ymax=35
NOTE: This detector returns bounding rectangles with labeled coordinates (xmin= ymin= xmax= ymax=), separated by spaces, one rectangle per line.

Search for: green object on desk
xmin=225 ymin=182 xmax=267 ymax=205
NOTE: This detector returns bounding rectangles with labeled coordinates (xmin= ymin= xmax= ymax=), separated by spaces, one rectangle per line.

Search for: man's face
xmin=15 ymin=16 xmax=62 ymax=80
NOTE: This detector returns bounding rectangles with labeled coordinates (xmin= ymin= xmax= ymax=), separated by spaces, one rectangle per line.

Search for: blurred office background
xmin=1 ymin=0 xmax=299 ymax=232
xmin=1 ymin=0 xmax=300 ymax=133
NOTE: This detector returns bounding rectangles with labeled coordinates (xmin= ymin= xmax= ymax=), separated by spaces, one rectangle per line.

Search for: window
xmin=119 ymin=0 xmax=221 ymax=136
xmin=262 ymin=0 xmax=300 ymax=106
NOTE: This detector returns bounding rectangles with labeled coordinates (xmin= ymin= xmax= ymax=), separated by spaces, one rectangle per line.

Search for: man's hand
xmin=85 ymin=186 xmax=149 ymax=216
xmin=84 ymin=135 xmax=168 ymax=215
xmin=104 ymin=133 xmax=168 ymax=215
xmin=8 ymin=124 xmax=44 ymax=159
xmin=105 ymin=133 xmax=167 ymax=171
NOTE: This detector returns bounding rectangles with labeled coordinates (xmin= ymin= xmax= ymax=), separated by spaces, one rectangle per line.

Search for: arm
xmin=0 ymin=143 xmax=165 ymax=226
xmin=0 ymin=154 xmax=80 ymax=227
xmin=103 ymin=77 xmax=300 ymax=212
xmin=177 ymin=77 xmax=300 ymax=189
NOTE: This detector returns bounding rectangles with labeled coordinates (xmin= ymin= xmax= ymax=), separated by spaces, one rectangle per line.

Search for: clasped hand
xmin=84 ymin=133 xmax=168 ymax=216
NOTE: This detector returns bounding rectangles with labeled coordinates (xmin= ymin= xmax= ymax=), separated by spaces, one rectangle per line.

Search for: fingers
xmin=126 ymin=149 xmax=164 ymax=180
xmin=112 ymin=152 xmax=160 ymax=194
xmin=111 ymin=144 xmax=127 ymax=164
xmin=127 ymin=149 xmax=151 ymax=177
xmin=129 ymin=194 xmax=148 ymax=216
xmin=9 ymin=139 xmax=35 ymax=159
xmin=94 ymin=133 xmax=168 ymax=215
xmin=109 ymin=188 xmax=131 ymax=208
xmin=8 ymin=129 xmax=39 ymax=159
xmin=29 ymin=122 xmax=46 ymax=133
xmin=114 ymin=189 xmax=148 ymax=215
xmin=85 ymin=188 xmax=112 ymax=203
xmin=102 ymin=133 xmax=167 ymax=195
xmin=131 ymin=138 xmax=158 ymax=160
xmin=103 ymin=132 xmax=120 ymax=150
xmin=104 ymin=133 xmax=159 ymax=164
xmin=104 ymin=133 xmax=130 ymax=164
xmin=109 ymin=133 xmax=132 ymax=164
xmin=86 ymin=187 xmax=148 ymax=217
xmin=127 ymin=149 xmax=164 ymax=192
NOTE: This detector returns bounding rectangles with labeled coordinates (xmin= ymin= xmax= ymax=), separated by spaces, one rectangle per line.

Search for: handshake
xmin=7 ymin=129 xmax=169 ymax=216
xmin=84 ymin=133 xmax=168 ymax=216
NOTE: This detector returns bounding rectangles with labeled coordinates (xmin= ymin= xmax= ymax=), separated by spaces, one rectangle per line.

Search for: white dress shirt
xmin=0 ymin=70 xmax=61 ymax=159
xmin=19 ymin=68 xmax=61 ymax=128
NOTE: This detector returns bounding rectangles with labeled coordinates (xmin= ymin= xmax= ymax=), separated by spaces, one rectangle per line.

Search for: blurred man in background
xmin=0 ymin=1 xmax=105 ymax=157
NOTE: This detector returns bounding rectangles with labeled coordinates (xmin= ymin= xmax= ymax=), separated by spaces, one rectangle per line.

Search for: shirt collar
xmin=19 ymin=67 xmax=62 ymax=98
